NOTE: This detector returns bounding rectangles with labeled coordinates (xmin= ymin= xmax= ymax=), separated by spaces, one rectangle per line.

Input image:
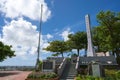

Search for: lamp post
xmin=35 ymin=4 xmax=43 ymax=71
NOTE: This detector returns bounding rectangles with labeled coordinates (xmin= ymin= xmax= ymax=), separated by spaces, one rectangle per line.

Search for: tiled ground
xmin=0 ymin=71 xmax=31 ymax=80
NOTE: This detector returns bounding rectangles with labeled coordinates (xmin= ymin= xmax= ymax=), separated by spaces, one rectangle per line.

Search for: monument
xmin=85 ymin=14 xmax=96 ymax=57
xmin=40 ymin=15 xmax=118 ymax=78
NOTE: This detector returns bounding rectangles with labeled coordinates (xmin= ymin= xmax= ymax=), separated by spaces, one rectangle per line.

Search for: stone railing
xmin=75 ymin=56 xmax=80 ymax=70
xmin=57 ymin=58 xmax=67 ymax=76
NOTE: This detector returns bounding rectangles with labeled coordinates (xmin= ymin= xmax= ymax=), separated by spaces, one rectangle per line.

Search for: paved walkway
xmin=0 ymin=71 xmax=31 ymax=80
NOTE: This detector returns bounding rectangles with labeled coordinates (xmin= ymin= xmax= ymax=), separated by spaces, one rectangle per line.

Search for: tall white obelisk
xmin=85 ymin=14 xmax=95 ymax=57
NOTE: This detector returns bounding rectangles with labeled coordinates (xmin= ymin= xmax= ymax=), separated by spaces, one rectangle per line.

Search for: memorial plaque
xmin=42 ymin=60 xmax=55 ymax=72
xmin=92 ymin=64 xmax=100 ymax=77
xmin=43 ymin=61 xmax=53 ymax=69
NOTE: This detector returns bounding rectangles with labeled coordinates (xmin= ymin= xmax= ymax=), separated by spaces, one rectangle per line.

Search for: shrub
xmin=76 ymin=69 xmax=119 ymax=80
xmin=44 ymin=72 xmax=57 ymax=79
xmin=76 ymin=75 xmax=83 ymax=80
xmin=27 ymin=72 xmax=58 ymax=79
xmin=104 ymin=77 xmax=116 ymax=80
xmin=105 ymin=69 xmax=116 ymax=80
xmin=76 ymin=77 xmax=82 ymax=80
xmin=76 ymin=75 xmax=104 ymax=80
xmin=116 ymin=70 xmax=120 ymax=79
xmin=38 ymin=60 xmax=43 ymax=71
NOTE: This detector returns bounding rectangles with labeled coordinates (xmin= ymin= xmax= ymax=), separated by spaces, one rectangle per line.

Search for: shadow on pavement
xmin=0 ymin=72 xmax=19 ymax=77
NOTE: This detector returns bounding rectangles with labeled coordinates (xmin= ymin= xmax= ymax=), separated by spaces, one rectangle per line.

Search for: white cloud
xmin=46 ymin=34 xmax=53 ymax=39
xmin=60 ymin=28 xmax=73 ymax=41
xmin=0 ymin=18 xmax=52 ymax=57
xmin=0 ymin=0 xmax=51 ymax=22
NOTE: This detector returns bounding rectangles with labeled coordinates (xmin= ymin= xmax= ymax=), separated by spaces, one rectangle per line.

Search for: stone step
xmin=66 ymin=75 xmax=76 ymax=78
xmin=60 ymin=79 xmax=74 ymax=80
xmin=60 ymin=75 xmax=75 ymax=79
xmin=66 ymin=76 xmax=75 ymax=79
xmin=68 ymin=73 xmax=76 ymax=75
xmin=60 ymin=61 xmax=77 ymax=80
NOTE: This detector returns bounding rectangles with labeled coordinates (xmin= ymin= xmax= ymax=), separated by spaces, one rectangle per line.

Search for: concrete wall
xmin=79 ymin=56 xmax=117 ymax=65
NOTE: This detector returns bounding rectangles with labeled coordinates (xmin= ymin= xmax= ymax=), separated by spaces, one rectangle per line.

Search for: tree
xmin=96 ymin=11 xmax=120 ymax=56
xmin=68 ymin=31 xmax=87 ymax=56
xmin=94 ymin=11 xmax=120 ymax=65
xmin=0 ymin=41 xmax=15 ymax=62
xmin=44 ymin=40 xmax=71 ymax=57
xmin=51 ymin=53 xmax=59 ymax=57
xmin=93 ymin=26 xmax=112 ymax=53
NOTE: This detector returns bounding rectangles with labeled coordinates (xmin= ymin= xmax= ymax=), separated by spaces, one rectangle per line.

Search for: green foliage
xmin=76 ymin=69 xmax=120 ymax=80
xmin=93 ymin=26 xmax=112 ymax=53
xmin=68 ymin=31 xmax=87 ymax=56
xmin=105 ymin=69 xmax=117 ymax=80
xmin=76 ymin=75 xmax=82 ymax=80
xmin=44 ymin=40 xmax=71 ymax=57
xmin=27 ymin=72 xmax=58 ymax=79
xmin=94 ymin=11 xmax=120 ymax=58
xmin=76 ymin=77 xmax=82 ymax=80
xmin=104 ymin=77 xmax=115 ymax=80
xmin=97 ymin=11 xmax=119 ymax=27
xmin=116 ymin=70 xmax=120 ymax=79
xmin=71 ymin=53 xmax=78 ymax=57
xmin=0 ymin=41 xmax=15 ymax=62
xmin=44 ymin=73 xmax=57 ymax=79
xmin=38 ymin=60 xmax=43 ymax=71
xmin=51 ymin=53 xmax=59 ymax=57
xmin=85 ymin=76 xmax=96 ymax=80
xmin=76 ymin=75 xmax=104 ymax=80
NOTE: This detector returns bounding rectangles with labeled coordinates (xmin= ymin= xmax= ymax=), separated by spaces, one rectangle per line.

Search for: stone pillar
xmin=88 ymin=61 xmax=105 ymax=77
xmin=85 ymin=14 xmax=95 ymax=57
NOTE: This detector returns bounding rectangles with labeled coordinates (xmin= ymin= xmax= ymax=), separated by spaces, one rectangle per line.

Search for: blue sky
xmin=0 ymin=0 xmax=120 ymax=66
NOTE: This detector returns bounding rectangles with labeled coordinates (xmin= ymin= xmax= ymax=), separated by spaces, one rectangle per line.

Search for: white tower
xmin=85 ymin=14 xmax=95 ymax=57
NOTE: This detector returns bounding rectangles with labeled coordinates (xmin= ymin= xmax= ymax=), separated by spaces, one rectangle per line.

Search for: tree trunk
xmin=103 ymin=53 xmax=106 ymax=56
xmin=61 ymin=52 xmax=64 ymax=57
xmin=85 ymin=48 xmax=87 ymax=57
xmin=115 ymin=51 xmax=120 ymax=57
xmin=77 ymin=49 xmax=79 ymax=56
xmin=112 ymin=51 xmax=115 ymax=56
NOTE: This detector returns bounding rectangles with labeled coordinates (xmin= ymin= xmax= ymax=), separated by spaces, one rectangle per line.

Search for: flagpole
xmin=35 ymin=4 xmax=43 ymax=71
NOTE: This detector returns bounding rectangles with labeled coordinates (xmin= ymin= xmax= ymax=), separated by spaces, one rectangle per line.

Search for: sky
xmin=0 ymin=0 xmax=120 ymax=66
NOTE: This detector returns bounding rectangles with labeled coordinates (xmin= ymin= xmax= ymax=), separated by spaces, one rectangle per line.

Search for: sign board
xmin=43 ymin=61 xmax=53 ymax=69
xmin=42 ymin=60 xmax=55 ymax=72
